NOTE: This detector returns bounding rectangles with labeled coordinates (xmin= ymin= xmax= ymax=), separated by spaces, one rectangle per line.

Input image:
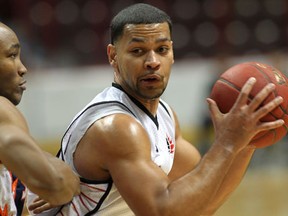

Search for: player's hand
xmin=207 ymin=77 xmax=284 ymax=153
xmin=28 ymin=197 xmax=58 ymax=214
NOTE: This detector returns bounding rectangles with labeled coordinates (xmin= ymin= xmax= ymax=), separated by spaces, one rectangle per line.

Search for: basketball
xmin=210 ymin=62 xmax=288 ymax=148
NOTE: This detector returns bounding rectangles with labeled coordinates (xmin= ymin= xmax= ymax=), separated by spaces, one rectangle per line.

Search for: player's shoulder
xmin=88 ymin=113 xmax=150 ymax=157
xmin=90 ymin=113 xmax=146 ymax=142
xmin=0 ymin=96 xmax=14 ymax=106
xmin=93 ymin=113 xmax=141 ymax=131
xmin=0 ymin=96 xmax=26 ymax=125
xmin=0 ymin=96 xmax=16 ymax=115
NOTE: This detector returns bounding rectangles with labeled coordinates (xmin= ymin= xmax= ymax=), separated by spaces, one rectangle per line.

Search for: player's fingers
xmin=206 ymin=98 xmax=221 ymax=127
xmin=257 ymin=119 xmax=284 ymax=132
xmin=248 ymin=83 xmax=276 ymax=111
xmin=233 ymin=77 xmax=256 ymax=107
xmin=206 ymin=97 xmax=221 ymax=116
xmin=254 ymin=96 xmax=283 ymax=120
xmin=28 ymin=199 xmax=47 ymax=210
xmin=32 ymin=203 xmax=54 ymax=214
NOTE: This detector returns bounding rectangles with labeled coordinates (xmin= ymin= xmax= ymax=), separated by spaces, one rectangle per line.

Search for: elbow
xmin=46 ymin=175 xmax=80 ymax=205
xmin=30 ymin=174 xmax=80 ymax=206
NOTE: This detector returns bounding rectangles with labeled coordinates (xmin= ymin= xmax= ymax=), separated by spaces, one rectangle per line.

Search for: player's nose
xmin=144 ymin=51 xmax=160 ymax=70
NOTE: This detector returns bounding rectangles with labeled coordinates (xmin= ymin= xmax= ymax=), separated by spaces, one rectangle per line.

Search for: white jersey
xmin=0 ymin=164 xmax=17 ymax=216
xmin=29 ymin=83 xmax=176 ymax=216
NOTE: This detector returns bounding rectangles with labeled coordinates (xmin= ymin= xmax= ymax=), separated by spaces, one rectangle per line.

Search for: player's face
xmin=0 ymin=25 xmax=27 ymax=105
xmin=109 ymin=22 xmax=174 ymax=102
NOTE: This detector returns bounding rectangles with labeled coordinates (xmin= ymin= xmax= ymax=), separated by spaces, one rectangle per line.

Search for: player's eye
xmin=131 ymin=48 xmax=144 ymax=55
xmin=9 ymin=53 xmax=17 ymax=59
xmin=157 ymin=46 xmax=169 ymax=54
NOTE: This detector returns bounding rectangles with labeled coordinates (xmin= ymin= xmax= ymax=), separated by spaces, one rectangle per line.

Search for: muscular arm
xmin=201 ymin=146 xmax=255 ymax=215
xmin=0 ymin=97 xmax=80 ymax=206
xmin=170 ymin=110 xmax=256 ymax=215
xmin=78 ymin=114 xmax=240 ymax=216
xmin=74 ymin=78 xmax=283 ymax=216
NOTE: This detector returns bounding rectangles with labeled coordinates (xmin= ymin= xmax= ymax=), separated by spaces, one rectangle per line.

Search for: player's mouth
xmin=19 ymin=81 xmax=27 ymax=91
xmin=140 ymin=74 xmax=161 ymax=83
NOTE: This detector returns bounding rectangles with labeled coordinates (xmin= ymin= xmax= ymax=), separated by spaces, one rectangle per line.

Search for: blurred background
xmin=1 ymin=0 xmax=288 ymax=215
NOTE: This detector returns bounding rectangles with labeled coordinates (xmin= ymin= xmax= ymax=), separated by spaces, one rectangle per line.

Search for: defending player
xmin=0 ymin=22 xmax=80 ymax=215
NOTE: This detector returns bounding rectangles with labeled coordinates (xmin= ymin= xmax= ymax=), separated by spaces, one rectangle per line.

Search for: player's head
xmin=0 ymin=22 xmax=27 ymax=105
xmin=110 ymin=3 xmax=172 ymax=45
xmin=107 ymin=3 xmax=174 ymax=101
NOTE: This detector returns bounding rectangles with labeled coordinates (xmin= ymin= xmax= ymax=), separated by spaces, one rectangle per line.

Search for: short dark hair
xmin=110 ymin=3 xmax=172 ymax=44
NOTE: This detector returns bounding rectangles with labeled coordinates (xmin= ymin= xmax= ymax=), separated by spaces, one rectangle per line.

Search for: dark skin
xmin=0 ymin=23 xmax=26 ymax=105
xmin=75 ymin=23 xmax=283 ymax=215
xmin=0 ymin=23 xmax=80 ymax=209
xmin=30 ymin=22 xmax=284 ymax=215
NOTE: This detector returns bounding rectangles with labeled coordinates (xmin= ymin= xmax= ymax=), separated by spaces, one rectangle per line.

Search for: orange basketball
xmin=210 ymin=62 xmax=288 ymax=148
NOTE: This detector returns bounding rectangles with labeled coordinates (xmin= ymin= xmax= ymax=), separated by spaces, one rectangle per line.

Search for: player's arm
xmin=200 ymin=146 xmax=255 ymax=215
xmin=200 ymin=79 xmax=283 ymax=215
xmin=85 ymin=113 xmax=240 ymax=216
xmin=0 ymin=97 xmax=80 ymax=206
xmin=167 ymin=109 xmax=201 ymax=181
xmin=169 ymin=109 xmax=256 ymax=215
xmin=170 ymin=110 xmax=256 ymax=215
xmin=85 ymin=78 xmax=283 ymax=216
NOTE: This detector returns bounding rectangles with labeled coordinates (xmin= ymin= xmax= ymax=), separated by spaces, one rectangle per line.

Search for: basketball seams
xmin=251 ymin=63 xmax=288 ymax=114
xmin=251 ymin=129 xmax=276 ymax=147
xmin=218 ymin=78 xmax=241 ymax=92
xmin=217 ymin=78 xmax=253 ymax=102
xmin=211 ymin=62 xmax=288 ymax=148
xmin=218 ymin=70 xmax=279 ymax=147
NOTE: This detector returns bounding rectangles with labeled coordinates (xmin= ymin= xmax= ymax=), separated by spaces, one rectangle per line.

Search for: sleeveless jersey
xmin=30 ymin=83 xmax=176 ymax=216
xmin=0 ymin=164 xmax=17 ymax=216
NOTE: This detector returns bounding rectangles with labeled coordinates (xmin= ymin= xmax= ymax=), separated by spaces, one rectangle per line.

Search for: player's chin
xmin=145 ymin=90 xmax=164 ymax=100
xmin=11 ymin=92 xmax=23 ymax=105
xmin=139 ymin=84 xmax=164 ymax=97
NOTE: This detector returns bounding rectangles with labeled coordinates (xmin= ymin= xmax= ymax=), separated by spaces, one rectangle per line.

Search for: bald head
xmin=0 ymin=22 xmax=18 ymax=45
xmin=0 ymin=22 xmax=27 ymax=105
xmin=0 ymin=22 xmax=14 ymax=34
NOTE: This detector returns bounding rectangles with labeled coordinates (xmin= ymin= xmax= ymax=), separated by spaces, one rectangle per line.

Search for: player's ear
xmin=107 ymin=44 xmax=117 ymax=67
xmin=171 ymin=40 xmax=174 ymax=65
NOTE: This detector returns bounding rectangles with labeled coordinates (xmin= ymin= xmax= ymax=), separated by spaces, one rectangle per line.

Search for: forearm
xmin=19 ymin=151 xmax=80 ymax=205
xmin=0 ymin=126 xmax=79 ymax=205
xmin=201 ymin=146 xmax=255 ymax=215
xmin=43 ymin=152 xmax=80 ymax=204
xmin=166 ymin=144 xmax=239 ymax=216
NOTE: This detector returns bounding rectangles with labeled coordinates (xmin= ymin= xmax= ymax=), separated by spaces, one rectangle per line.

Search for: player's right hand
xmin=206 ymin=77 xmax=284 ymax=153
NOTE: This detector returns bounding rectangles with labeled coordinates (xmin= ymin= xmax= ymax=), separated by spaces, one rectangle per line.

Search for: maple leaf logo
xmin=166 ymin=134 xmax=175 ymax=154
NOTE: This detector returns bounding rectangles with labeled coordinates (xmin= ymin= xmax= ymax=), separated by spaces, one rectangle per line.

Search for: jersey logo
xmin=166 ymin=134 xmax=175 ymax=154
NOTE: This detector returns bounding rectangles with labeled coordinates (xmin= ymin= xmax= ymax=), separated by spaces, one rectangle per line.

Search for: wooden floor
xmin=215 ymin=169 xmax=288 ymax=216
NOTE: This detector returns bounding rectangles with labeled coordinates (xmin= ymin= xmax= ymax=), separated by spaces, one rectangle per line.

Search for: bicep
xmin=0 ymin=125 xmax=44 ymax=169
xmin=0 ymin=125 xmax=79 ymax=204
xmin=0 ymin=125 xmax=53 ymax=179
xmin=168 ymin=109 xmax=201 ymax=180
xmin=168 ymin=137 xmax=201 ymax=180
xmin=88 ymin=114 xmax=172 ymax=214
xmin=0 ymin=104 xmax=56 ymax=184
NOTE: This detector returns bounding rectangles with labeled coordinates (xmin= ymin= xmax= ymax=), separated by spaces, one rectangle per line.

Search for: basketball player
xmin=0 ymin=22 xmax=80 ymax=215
xmin=28 ymin=3 xmax=284 ymax=215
